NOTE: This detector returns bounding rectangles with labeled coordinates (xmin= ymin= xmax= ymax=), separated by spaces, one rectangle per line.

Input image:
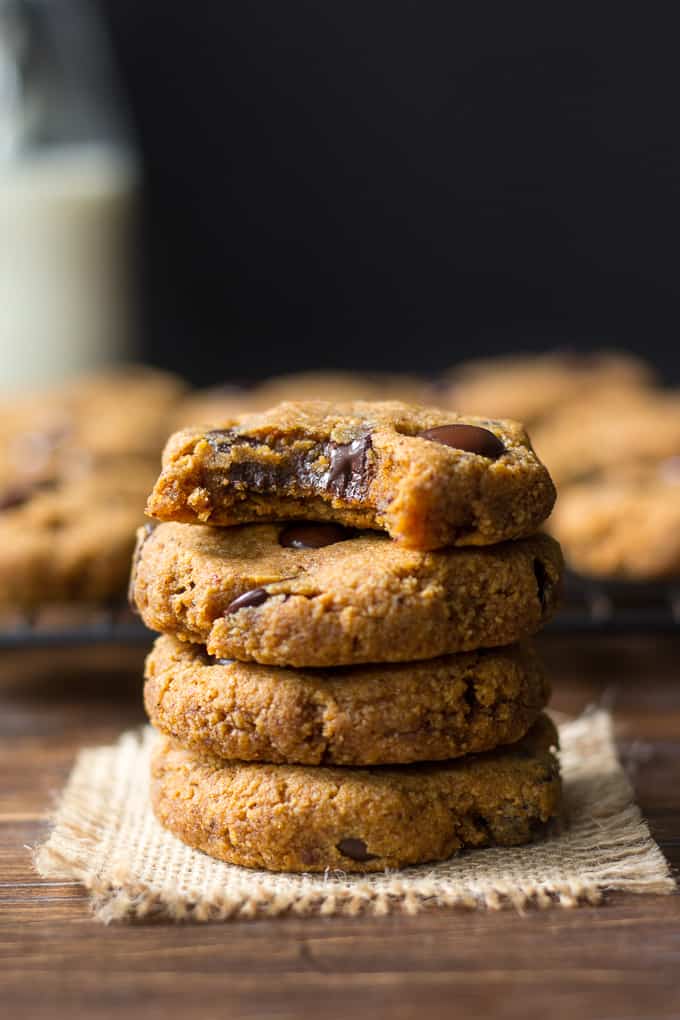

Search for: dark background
xmin=102 ymin=2 xmax=680 ymax=385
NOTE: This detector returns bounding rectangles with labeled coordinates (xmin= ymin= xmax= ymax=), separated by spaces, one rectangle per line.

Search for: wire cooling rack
xmin=556 ymin=574 xmax=680 ymax=633
xmin=0 ymin=575 xmax=678 ymax=649
xmin=0 ymin=605 xmax=150 ymax=649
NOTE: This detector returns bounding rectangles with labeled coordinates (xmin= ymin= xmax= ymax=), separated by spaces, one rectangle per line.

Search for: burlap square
xmin=35 ymin=710 xmax=675 ymax=921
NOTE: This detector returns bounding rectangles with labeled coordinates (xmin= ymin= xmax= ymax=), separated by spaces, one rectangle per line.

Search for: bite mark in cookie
xmin=147 ymin=400 xmax=555 ymax=550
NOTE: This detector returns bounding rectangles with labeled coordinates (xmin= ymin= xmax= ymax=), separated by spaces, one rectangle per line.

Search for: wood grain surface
xmin=1 ymin=633 xmax=678 ymax=1020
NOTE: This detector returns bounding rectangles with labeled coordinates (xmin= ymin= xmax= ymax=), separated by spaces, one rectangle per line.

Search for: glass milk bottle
xmin=0 ymin=0 xmax=138 ymax=391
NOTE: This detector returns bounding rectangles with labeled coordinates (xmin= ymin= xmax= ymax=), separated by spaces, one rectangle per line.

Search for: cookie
xmin=531 ymin=391 xmax=680 ymax=486
xmin=439 ymin=350 xmax=654 ymax=427
xmin=174 ymin=372 xmax=430 ymax=430
xmin=0 ymin=460 xmax=154 ymax=607
xmin=145 ymin=635 xmax=549 ymax=766
xmin=132 ymin=522 xmax=563 ymax=666
xmin=150 ymin=713 xmax=561 ymax=872
xmin=146 ymin=400 xmax=556 ymax=550
xmin=548 ymin=460 xmax=680 ymax=579
xmin=0 ymin=365 xmax=184 ymax=494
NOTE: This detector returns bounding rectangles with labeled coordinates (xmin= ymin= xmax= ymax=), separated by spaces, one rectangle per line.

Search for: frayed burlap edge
xmin=35 ymin=710 xmax=675 ymax=922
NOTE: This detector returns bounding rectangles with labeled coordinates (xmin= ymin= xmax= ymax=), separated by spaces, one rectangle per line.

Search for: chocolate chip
xmin=205 ymin=428 xmax=234 ymax=450
xmin=214 ymin=658 xmax=235 ymax=666
xmin=326 ymin=435 xmax=372 ymax=498
xmin=533 ymin=558 xmax=552 ymax=612
xmin=463 ymin=682 xmax=479 ymax=713
xmin=226 ymin=460 xmax=288 ymax=490
xmin=418 ymin=424 xmax=505 ymax=459
xmin=471 ymin=814 xmax=493 ymax=840
xmin=224 ymin=587 xmax=269 ymax=614
xmin=279 ymin=522 xmax=355 ymax=549
xmin=205 ymin=429 xmax=263 ymax=452
xmin=529 ymin=818 xmax=551 ymax=840
xmin=0 ymin=477 xmax=57 ymax=512
xmin=336 ymin=838 xmax=378 ymax=862
xmin=0 ymin=487 xmax=32 ymax=512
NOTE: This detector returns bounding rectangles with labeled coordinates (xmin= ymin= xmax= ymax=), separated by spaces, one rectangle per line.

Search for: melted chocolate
xmin=326 ymin=434 xmax=372 ymax=498
xmin=205 ymin=429 xmax=266 ymax=452
xmin=204 ymin=430 xmax=375 ymax=502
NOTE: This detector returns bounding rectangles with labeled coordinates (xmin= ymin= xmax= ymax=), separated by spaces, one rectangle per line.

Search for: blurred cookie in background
xmin=547 ymin=459 xmax=680 ymax=580
xmin=0 ymin=365 xmax=185 ymax=481
xmin=437 ymin=350 xmax=655 ymax=427
xmin=173 ymin=371 xmax=429 ymax=428
xmin=532 ymin=390 xmax=680 ymax=487
xmin=0 ymin=365 xmax=184 ymax=495
xmin=0 ymin=459 xmax=156 ymax=608
xmin=0 ymin=366 xmax=183 ymax=609
xmin=56 ymin=366 xmax=186 ymax=461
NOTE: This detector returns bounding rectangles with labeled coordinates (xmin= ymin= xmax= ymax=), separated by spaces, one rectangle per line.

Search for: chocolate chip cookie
xmin=0 ymin=366 xmax=184 ymax=491
xmin=548 ymin=460 xmax=680 ymax=579
xmin=132 ymin=522 xmax=563 ymax=666
xmin=146 ymin=400 xmax=556 ymax=550
xmin=145 ymin=635 xmax=549 ymax=766
xmin=531 ymin=391 xmax=680 ymax=486
xmin=150 ymin=713 xmax=560 ymax=872
xmin=0 ymin=460 xmax=155 ymax=607
xmin=439 ymin=350 xmax=654 ymax=427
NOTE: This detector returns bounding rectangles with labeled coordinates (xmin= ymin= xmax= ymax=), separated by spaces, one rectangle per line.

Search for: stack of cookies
xmin=131 ymin=401 xmax=564 ymax=873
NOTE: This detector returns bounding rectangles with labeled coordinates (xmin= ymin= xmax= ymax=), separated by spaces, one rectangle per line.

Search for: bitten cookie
xmin=145 ymin=635 xmax=550 ymax=765
xmin=146 ymin=400 xmax=556 ymax=550
xmin=150 ymin=714 xmax=561 ymax=873
xmin=132 ymin=522 xmax=563 ymax=667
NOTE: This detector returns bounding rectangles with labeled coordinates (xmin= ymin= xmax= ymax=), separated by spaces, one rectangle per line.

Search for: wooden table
xmin=1 ymin=633 xmax=678 ymax=1019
